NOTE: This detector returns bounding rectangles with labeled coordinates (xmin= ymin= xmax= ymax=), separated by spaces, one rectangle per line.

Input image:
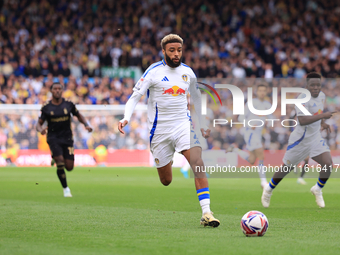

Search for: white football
xmin=240 ymin=210 xmax=269 ymax=237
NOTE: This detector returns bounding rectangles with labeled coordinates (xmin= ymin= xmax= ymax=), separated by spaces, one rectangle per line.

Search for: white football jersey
xmin=294 ymin=91 xmax=325 ymax=138
xmin=243 ymin=98 xmax=273 ymax=134
xmin=133 ymin=60 xmax=196 ymax=134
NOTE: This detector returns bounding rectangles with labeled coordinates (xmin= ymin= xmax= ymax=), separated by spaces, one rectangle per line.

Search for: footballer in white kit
xmin=262 ymin=73 xmax=334 ymax=209
xmin=228 ymin=84 xmax=271 ymax=188
xmin=134 ymin=60 xmax=198 ymax=167
xmin=118 ymin=34 xmax=220 ymax=227
xmin=243 ymin=97 xmax=272 ymax=151
xmin=282 ymin=91 xmax=329 ymax=166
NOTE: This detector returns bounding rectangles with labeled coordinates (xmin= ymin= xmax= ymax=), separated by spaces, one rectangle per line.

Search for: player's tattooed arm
xmin=75 ymin=112 xmax=93 ymax=132
xmin=36 ymin=118 xmax=47 ymax=135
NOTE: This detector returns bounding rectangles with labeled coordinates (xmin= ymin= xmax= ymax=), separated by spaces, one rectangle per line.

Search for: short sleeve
xmin=40 ymin=107 xmax=47 ymax=121
xmin=188 ymin=68 xmax=199 ymax=92
xmin=71 ymin=102 xmax=78 ymax=115
xmin=133 ymin=75 xmax=153 ymax=95
xmin=295 ymin=102 xmax=310 ymax=116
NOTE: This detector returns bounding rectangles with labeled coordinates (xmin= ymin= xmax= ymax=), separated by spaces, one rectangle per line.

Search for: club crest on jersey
xmin=182 ymin=74 xmax=188 ymax=82
xmin=155 ymin=158 xmax=159 ymax=165
xmin=162 ymin=86 xmax=186 ymax=96
xmin=50 ymin=111 xmax=54 ymax=115
xmin=64 ymin=108 xmax=68 ymax=114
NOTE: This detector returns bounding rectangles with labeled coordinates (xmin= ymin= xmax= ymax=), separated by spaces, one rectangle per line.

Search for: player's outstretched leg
xmin=261 ymin=164 xmax=292 ymax=207
xmin=54 ymin=155 xmax=72 ymax=197
xmin=228 ymin=143 xmax=250 ymax=161
xmin=253 ymin=148 xmax=268 ymax=188
xmin=228 ymin=144 xmax=267 ymax=188
xmin=310 ymin=152 xmax=332 ymax=208
xmin=297 ymin=157 xmax=308 ymax=185
xmin=180 ymin=161 xmax=190 ymax=179
xmin=182 ymin=147 xmax=220 ymax=228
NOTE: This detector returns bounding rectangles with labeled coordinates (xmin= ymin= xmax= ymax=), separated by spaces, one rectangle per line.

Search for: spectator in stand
xmin=1 ymin=0 xmax=340 ymax=153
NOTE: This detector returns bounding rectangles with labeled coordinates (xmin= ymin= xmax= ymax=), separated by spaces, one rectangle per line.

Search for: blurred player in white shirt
xmin=262 ymin=73 xmax=334 ymax=208
xmin=228 ymin=84 xmax=270 ymax=188
xmin=118 ymin=34 xmax=220 ymax=227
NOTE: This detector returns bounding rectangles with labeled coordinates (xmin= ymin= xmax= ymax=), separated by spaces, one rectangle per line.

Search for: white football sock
xmin=314 ymin=184 xmax=322 ymax=192
xmin=265 ymin=184 xmax=273 ymax=192
xmin=200 ymin=199 xmax=211 ymax=215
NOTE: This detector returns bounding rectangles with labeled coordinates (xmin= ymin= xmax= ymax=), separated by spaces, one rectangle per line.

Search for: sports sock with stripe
xmin=197 ymin=187 xmax=211 ymax=214
xmin=268 ymin=178 xmax=278 ymax=191
xmin=315 ymin=178 xmax=327 ymax=190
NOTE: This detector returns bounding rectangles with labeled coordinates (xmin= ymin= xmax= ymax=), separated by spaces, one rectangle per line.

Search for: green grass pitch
xmin=1 ymin=167 xmax=340 ymax=255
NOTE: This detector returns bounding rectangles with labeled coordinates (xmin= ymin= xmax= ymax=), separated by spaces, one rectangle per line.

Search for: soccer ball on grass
xmin=240 ymin=210 xmax=268 ymax=237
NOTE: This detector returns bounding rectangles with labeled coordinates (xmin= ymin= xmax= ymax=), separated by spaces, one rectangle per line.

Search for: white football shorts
xmin=150 ymin=120 xmax=201 ymax=168
xmin=244 ymin=129 xmax=263 ymax=151
xmin=283 ymin=131 xmax=330 ymax=166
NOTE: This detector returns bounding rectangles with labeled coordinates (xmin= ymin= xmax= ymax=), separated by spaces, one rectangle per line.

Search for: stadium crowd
xmin=1 ymin=0 xmax=340 ymax=151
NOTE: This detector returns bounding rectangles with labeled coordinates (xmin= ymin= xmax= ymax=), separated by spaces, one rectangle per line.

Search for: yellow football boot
xmin=200 ymin=212 xmax=220 ymax=228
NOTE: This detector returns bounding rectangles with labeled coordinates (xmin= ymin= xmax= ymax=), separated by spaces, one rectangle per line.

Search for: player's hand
xmin=85 ymin=126 xmax=93 ymax=132
xmin=119 ymin=120 xmax=128 ymax=134
xmin=40 ymin=127 xmax=48 ymax=135
xmin=323 ymin=112 xmax=334 ymax=119
xmin=201 ymin=128 xmax=211 ymax=139
xmin=321 ymin=123 xmax=331 ymax=134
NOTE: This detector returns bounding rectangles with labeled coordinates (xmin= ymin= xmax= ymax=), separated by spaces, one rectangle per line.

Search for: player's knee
xmin=160 ymin=177 xmax=172 ymax=186
xmin=249 ymin=159 xmax=256 ymax=165
xmin=65 ymin=165 xmax=74 ymax=171
xmin=190 ymin=157 xmax=203 ymax=169
xmin=54 ymin=157 xmax=64 ymax=165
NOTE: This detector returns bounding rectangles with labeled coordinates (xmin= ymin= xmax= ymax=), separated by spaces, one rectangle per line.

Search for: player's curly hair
xmin=161 ymin=34 xmax=183 ymax=49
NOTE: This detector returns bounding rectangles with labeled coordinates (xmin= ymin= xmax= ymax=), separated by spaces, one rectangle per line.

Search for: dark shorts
xmin=47 ymin=138 xmax=74 ymax=161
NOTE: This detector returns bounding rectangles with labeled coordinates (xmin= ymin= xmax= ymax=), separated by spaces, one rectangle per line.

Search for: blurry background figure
xmin=1 ymin=138 xmax=20 ymax=166
xmin=91 ymin=144 xmax=108 ymax=166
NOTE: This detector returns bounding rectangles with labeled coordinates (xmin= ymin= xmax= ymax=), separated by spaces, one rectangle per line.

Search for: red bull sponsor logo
xmin=162 ymin=86 xmax=186 ymax=96
xmin=313 ymin=109 xmax=323 ymax=115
